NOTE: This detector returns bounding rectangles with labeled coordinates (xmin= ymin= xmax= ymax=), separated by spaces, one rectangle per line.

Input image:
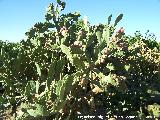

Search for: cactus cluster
xmin=0 ymin=0 xmax=160 ymax=119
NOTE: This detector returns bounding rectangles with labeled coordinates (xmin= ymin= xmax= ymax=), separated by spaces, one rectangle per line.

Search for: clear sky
xmin=0 ymin=0 xmax=160 ymax=42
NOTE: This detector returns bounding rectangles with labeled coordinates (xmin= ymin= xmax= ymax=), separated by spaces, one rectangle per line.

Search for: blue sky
xmin=0 ymin=0 xmax=160 ymax=42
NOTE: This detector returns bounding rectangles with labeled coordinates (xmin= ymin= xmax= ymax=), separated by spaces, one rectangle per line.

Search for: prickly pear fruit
xmin=60 ymin=26 xmax=68 ymax=36
xmin=92 ymin=86 xmax=103 ymax=94
xmin=99 ymin=58 xmax=105 ymax=64
xmin=71 ymin=41 xmax=82 ymax=48
xmin=103 ymin=47 xmax=109 ymax=55
xmin=117 ymin=27 xmax=125 ymax=34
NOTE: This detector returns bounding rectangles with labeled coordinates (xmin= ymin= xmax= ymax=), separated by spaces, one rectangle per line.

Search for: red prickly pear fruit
xmin=99 ymin=58 xmax=105 ymax=64
xmin=60 ymin=26 xmax=66 ymax=32
xmin=101 ymin=55 xmax=106 ymax=59
xmin=103 ymin=47 xmax=109 ymax=54
xmin=78 ymin=42 xmax=82 ymax=47
xmin=104 ymin=50 xmax=108 ymax=54
xmin=73 ymin=41 xmax=82 ymax=48
xmin=78 ymin=31 xmax=83 ymax=36
xmin=117 ymin=27 xmax=125 ymax=33
xmin=60 ymin=26 xmax=68 ymax=36
xmin=74 ymin=41 xmax=79 ymax=46
xmin=120 ymin=27 xmax=125 ymax=33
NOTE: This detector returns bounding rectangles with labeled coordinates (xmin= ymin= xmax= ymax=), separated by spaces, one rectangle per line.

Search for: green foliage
xmin=0 ymin=0 xmax=160 ymax=119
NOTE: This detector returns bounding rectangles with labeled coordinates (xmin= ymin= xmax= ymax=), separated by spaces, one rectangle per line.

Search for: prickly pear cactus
xmin=0 ymin=0 xmax=160 ymax=119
